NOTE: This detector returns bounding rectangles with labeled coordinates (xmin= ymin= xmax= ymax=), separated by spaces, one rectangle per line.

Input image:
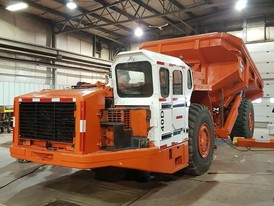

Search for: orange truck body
xmin=10 ymin=33 xmax=263 ymax=174
xmin=140 ymin=32 xmax=263 ymax=137
xmin=11 ymin=88 xmax=188 ymax=173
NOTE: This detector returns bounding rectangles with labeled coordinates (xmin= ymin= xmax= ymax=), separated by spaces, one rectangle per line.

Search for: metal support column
xmin=51 ymin=68 xmax=57 ymax=89
xmin=51 ymin=24 xmax=57 ymax=89
xmin=242 ymin=19 xmax=247 ymax=43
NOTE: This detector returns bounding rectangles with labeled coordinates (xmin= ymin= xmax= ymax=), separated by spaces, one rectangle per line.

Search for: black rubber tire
xmin=230 ymin=99 xmax=254 ymax=140
xmin=184 ymin=103 xmax=215 ymax=176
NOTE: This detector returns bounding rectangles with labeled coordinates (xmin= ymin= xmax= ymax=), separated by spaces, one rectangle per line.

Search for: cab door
xmin=158 ymin=66 xmax=192 ymax=148
xmin=171 ymin=68 xmax=189 ymax=143
xmin=159 ymin=67 xmax=173 ymax=143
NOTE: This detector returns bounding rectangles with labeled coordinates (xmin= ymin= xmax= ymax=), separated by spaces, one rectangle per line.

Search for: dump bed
xmin=140 ymin=32 xmax=263 ymax=107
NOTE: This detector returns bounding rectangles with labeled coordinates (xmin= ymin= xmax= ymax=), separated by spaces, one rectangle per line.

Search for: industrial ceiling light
xmin=135 ymin=27 xmax=143 ymax=37
xmin=6 ymin=2 xmax=28 ymax=11
xmin=235 ymin=0 xmax=247 ymax=11
xmin=66 ymin=0 xmax=77 ymax=9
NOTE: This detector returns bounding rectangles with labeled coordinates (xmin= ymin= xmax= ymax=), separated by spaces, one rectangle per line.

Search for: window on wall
xmin=160 ymin=68 xmax=169 ymax=98
xmin=173 ymin=70 xmax=183 ymax=95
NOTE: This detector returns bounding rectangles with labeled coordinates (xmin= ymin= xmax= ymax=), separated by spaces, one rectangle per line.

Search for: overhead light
xmin=235 ymin=0 xmax=247 ymax=11
xmin=66 ymin=0 xmax=77 ymax=9
xmin=6 ymin=2 xmax=28 ymax=11
xmin=135 ymin=27 xmax=143 ymax=37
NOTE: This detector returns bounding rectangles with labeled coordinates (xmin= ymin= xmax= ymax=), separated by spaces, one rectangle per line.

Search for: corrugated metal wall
xmin=0 ymin=9 xmax=51 ymax=46
xmin=247 ymin=42 xmax=274 ymax=123
xmin=0 ymin=82 xmax=66 ymax=105
xmin=0 ymin=9 xmax=109 ymax=106
xmin=228 ymin=29 xmax=274 ymax=123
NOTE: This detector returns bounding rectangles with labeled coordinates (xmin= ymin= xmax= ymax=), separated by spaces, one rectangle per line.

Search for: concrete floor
xmin=0 ymin=128 xmax=274 ymax=206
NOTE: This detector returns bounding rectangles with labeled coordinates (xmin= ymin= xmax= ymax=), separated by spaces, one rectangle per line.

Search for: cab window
xmin=160 ymin=68 xmax=169 ymax=98
xmin=187 ymin=69 xmax=193 ymax=89
xmin=173 ymin=70 xmax=183 ymax=95
xmin=116 ymin=61 xmax=153 ymax=97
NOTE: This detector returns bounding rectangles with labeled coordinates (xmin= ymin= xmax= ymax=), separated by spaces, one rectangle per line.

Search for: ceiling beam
xmin=23 ymin=0 xmax=124 ymax=43
xmin=52 ymin=0 xmax=232 ymax=36
xmin=25 ymin=0 xmax=70 ymax=19
xmin=92 ymin=0 xmax=150 ymax=29
xmin=168 ymin=0 xmax=196 ymax=18
xmin=54 ymin=0 xmax=159 ymax=39
xmin=185 ymin=2 xmax=274 ymax=25
xmin=58 ymin=1 xmax=230 ymax=33
xmin=203 ymin=0 xmax=219 ymax=12
xmin=55 ymin=0 xmax=133 ymax=34
xmin=132 ymin=0 xmax=190 ymax=34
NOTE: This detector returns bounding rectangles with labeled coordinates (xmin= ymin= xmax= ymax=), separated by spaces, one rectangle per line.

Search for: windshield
xmin=116 ymin=61 xmax=153 ymax=97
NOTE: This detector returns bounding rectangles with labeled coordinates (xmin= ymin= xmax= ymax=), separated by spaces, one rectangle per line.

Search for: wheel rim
xmin=198 ymin=123 xmax=211 ymax=158
xmin=248 ymin=112 xmax=253 ymax=132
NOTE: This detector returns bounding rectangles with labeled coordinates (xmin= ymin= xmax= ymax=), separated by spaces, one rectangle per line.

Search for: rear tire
xmin=184 ymin=104 xmax=215 ymax=176
xmin=230 ymin=99 xmax=254 ymax=140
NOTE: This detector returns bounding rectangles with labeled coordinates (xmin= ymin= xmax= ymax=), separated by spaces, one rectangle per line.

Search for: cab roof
xmin=114 ymin=49 xmax=188 ymax=67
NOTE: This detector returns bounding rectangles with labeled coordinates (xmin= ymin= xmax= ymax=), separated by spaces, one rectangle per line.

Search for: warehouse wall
xmin=247 ymin=42 xmax=274 ymax=123
xmin=0 ymin=9 xmax=51 ymax=46
xmin=56 ymin=33 xmax=109 ymax=59
xmin=0 ymin=9 xmax=53 ymax=104
xmin=0 ymin=9 xmax=110 ymax=105
xmin=227 ymin=29 xmax=274 ymax=123
xmin=130 ymin=43 xmax=140 ymax=51
xmin=56 ymin=33 xmax=93 ymax=56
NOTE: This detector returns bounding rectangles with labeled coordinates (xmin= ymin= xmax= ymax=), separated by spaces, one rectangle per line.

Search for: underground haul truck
xmin=10 ymin=33 xmax=263 ymax=175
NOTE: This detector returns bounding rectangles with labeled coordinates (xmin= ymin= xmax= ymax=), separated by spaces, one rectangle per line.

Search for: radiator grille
xmin=107 ymin=110 xmax=122 ymax=122
xmin=19 ymin=102 xmax=75 ymax=143
xmin=123 ymin=110 xmax=130 ymax=129
xmin=107 ymin=110 xmax=130 ymax=129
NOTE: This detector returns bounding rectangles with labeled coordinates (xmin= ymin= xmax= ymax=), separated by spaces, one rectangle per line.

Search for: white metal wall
xmin=56 ymin=68 xmax=106 ymax=86
xmin=0 ymin=9 xmax=109 ymax=106
xmin=0 ymin=9 xmax=51 ymax=46
xmin=227 ymin=29 xmax=274 ymax=123
xmin=0 ymin=82 xmax=57 ymax=105
xmin=247 ymin=42 xmax=274 ymax=123
xmin=56 ymin=33 xmax=93 ymax=56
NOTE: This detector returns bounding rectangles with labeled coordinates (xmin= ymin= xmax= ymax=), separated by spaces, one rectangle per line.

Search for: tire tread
xmin=184 ymin=103 xmax=214 ymax=176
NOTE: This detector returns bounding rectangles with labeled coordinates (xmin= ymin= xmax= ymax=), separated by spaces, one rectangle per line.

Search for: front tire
xmin=184 ymin=104 xmax=215 ymax=176
xmin=230 ymin=99 xmax=254 ymax=140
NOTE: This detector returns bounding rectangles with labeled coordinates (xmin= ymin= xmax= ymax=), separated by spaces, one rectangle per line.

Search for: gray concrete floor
xmin=0 ymin=128 xmax=274 ymax=206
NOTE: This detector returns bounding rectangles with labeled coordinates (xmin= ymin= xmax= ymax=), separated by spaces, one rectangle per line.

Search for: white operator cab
xmin=111 ymin=49 xmax=193 ymax=149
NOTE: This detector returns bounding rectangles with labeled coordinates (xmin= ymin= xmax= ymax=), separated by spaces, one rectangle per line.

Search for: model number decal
xmin=160 ymin=110 xmax=164 ymax=131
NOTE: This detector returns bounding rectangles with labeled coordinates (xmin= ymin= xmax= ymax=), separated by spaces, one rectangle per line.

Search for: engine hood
xmin=15 ymin=87 xmax=100 ymax=100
